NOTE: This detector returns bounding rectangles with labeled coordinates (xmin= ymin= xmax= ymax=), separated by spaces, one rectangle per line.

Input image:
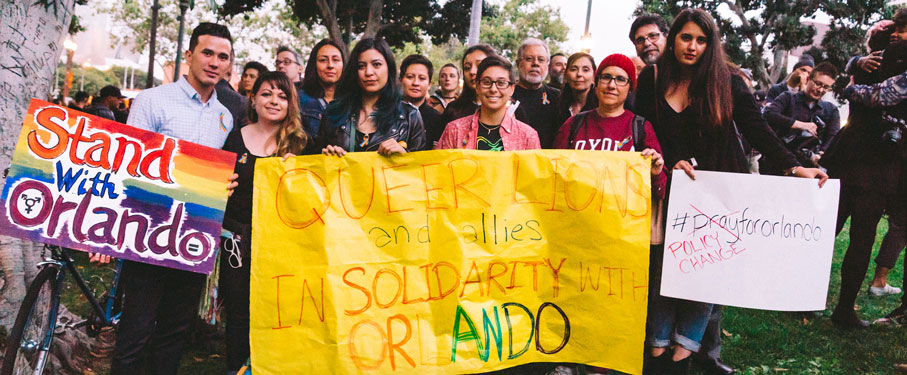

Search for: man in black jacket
xmin=763 ymin=62 xmax=840 ymax=174
xmin=511 ymin=38 xmax=561 ymax=148
xmin=85 ymin=85 xmax=124 ymax=121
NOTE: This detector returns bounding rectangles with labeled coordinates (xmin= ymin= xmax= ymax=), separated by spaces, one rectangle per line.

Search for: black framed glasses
xmin=598 ymin=74 xmax=630 ymax=87
xmin=811 ymin=80 xmax=833 ymax=91
xmin=274 ymin=59 xmax=297 ymax=67
xmin=633 ymin=32 xmax=662 ymax=46
xmin=478 ymin=79 xmax=514 ymax=89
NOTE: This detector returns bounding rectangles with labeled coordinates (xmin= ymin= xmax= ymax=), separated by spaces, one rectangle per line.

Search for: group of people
xmin=84 ymin=5 xmax=907 ymax=375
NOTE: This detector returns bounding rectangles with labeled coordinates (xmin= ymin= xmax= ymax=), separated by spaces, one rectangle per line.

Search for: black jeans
xmin=110 ymin=261 xmax=205 ymax=375
xmin=219 ymin=235 xmax=251 ymax=371
xmin=876 ymin=210 xmax=906 ymax=269
xmin=835 ymin=184 xmax=904 ymax=312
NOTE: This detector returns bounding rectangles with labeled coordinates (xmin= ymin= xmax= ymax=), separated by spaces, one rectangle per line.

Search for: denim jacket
xmin=317 ymin=101 xmax=427 ymax=152
xmin=299 ymin=89 xmax=328 ymax=136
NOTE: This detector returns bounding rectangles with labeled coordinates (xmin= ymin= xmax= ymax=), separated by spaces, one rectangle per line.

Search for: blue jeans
xmin=646 ymin=244 xmax=714 ymax=352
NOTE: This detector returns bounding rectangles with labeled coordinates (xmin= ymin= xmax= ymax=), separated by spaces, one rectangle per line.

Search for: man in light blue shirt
xmin=111 ymin=22 xmax=235 ymax=375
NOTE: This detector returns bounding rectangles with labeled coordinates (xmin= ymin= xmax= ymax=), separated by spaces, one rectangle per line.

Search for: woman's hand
xmin=322 ymin=145 xmax=347 ymax=157
xmin=641 ymin=148 xmax=665 ymax=176
xmin=227 ymin=173 xmax=239 ymax=197
xmin=793 ymin=167 xmax=829 ymax=188
xmin=281 ymin=153 xmax=296 ymax=162
xmin=377 ymin=139 xmax=406 ymax=156
xmin=89 ymin=253 xmax=111 ymax=264
xmin=673 ymin=160 xmax=695 ymax=180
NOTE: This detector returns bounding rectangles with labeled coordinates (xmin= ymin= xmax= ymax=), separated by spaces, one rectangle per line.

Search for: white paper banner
xmin=660 ymin=170 xmax=840 ymax=311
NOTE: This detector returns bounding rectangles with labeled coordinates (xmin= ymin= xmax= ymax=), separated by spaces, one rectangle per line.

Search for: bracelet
xmin=787 ymin=166 xmax=799 ymax=176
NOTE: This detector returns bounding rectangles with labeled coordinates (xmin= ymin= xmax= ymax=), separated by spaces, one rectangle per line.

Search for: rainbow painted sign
xmin=0 ymin=99 xmax=236 ymax=274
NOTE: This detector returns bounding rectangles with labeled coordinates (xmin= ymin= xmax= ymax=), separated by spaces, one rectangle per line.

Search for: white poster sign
xmin=660 ymin=170 xmax=840 ymax=311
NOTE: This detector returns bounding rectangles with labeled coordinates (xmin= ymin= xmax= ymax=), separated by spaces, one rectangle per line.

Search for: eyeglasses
xmin=274 ymin=59 xmax=297 ymax=67
xmin=521 ymin=56 xmax=549 ymax=65
xmin=598 ymin=74 xmax=630 ymax=87
xmin=478 ymin=78 xmax=514 ymax=89
xmin=634 ymin=32 xmax=663 ymax=46
xmin=811 ymin=80 xmax=833 ymax=91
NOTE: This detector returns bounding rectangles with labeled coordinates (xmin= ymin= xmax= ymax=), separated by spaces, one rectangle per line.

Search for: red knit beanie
xmin=595 ymin=53 xmax=637 ymax=90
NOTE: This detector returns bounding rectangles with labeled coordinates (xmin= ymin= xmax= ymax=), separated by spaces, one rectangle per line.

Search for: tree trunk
xmin=0 ymin=3 xmax=110 ymax=374
xmin=0 ymin=0 xmax=77 ymax=330
xmin=314 ymin=0 xmax=347 ymax=52
xmin=362 ymin=0 xmax=383 ymax=38
xmin=468 ymin=0 xmax=482 ymax=46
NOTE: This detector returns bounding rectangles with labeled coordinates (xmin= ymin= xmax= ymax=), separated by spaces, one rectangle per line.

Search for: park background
xmin=1 ymin=0 xmax=906 ymax=373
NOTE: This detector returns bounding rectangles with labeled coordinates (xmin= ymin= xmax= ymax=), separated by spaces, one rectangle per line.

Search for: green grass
xmin=721 ymin=217 xmax=907 ymax=375
xmin=56 ymin=218 xmax=906 ymax=374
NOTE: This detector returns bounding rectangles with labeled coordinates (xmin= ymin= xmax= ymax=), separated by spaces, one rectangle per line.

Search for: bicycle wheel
xmin=1 ymin=266 xmax=60 ymax=375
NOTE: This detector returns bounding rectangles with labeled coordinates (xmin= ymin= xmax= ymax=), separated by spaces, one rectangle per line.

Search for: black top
xmin=476 ymin=122 xmax=503 ymax=151
xmin=634 ymin=66 xmax=798 ymax=174
xmin=512 ymin=84 xmax=561 ymax=148
xmin=221 ymin=129 xmax=317 ymax=232
xmin=85 ymin=104 xmax=116 ymax=121
xmin=418 ymin=101 xmax=444 ymax=149
xmin=222 ymin=130 xmax=260 ymax=231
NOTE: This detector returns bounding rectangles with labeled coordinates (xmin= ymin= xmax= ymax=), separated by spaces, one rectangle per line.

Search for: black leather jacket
xmin=317 ymin=101 xmax=426 ymax=152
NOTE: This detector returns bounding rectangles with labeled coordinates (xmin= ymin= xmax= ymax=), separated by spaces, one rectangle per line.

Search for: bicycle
xmin=1 ymin=245 xmax=124 ymax=375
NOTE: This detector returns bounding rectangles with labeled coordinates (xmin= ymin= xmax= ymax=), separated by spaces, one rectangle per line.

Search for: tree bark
xmin=314 ymin=0 xmax=347 ymax=52
xmin=363 ymin=0 xmax=384 ymax=38
xmin=0 ymin=0 xmax=77 ymax=330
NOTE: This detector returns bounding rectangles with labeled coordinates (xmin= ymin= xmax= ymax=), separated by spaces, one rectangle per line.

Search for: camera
xmin=880 ymin=113 xmax=905 ymax=145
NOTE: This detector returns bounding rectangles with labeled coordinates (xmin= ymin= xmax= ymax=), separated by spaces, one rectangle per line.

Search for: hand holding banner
xmin=250 ymin=150 xmax=652 ymax=374
xmin=661 ymin=170 xmax=840 ymax=311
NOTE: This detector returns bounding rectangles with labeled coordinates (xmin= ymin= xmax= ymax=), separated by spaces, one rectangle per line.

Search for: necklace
xmin=478 ymin=121 xmax=500 ymax=132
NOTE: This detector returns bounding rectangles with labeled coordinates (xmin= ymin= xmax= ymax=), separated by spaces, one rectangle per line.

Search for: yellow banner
xmin=250 ymin=150 xmax=651 ymax=374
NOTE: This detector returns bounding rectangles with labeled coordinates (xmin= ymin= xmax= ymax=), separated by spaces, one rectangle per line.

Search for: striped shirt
xmin=127 ymin=76 xmax=234 ymax=148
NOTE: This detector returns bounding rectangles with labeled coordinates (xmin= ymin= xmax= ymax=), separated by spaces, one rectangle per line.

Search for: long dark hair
xmin=324 ymin=38 xmax=401 ymax=132
xmin=656 ymin=8 xmax=732 ymax=128
xmin=246 ymin=71 xmax=308 ymax=156
xmin=301 ymin=39 xmax=347 ymax=99
xmin=453 ymin=44 xmax=496 ymax=105
xmin=556 ymin=52 xmax=598 ymax=122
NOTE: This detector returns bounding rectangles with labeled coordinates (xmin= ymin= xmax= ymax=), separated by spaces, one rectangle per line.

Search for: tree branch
xmin=363 ymin=0 xmax=383 ymax=38
xmin=315 ymin=0 xmax=346 ymax=51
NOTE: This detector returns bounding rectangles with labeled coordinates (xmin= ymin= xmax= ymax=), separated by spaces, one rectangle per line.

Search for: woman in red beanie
xmin=553 ymin=52 xmax=666 ymax=375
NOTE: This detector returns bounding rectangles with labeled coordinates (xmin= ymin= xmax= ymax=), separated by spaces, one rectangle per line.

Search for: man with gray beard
xmin=511 ymin=38 xmax=561 ymax=148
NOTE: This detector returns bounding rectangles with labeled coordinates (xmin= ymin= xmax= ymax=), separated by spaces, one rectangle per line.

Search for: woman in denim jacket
xmin=299 ymin=39 xmax=345 ymax=136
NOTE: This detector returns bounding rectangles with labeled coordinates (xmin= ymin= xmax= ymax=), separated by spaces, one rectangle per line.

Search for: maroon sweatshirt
xmin=554 ymin=109 xmax=666 ymax=199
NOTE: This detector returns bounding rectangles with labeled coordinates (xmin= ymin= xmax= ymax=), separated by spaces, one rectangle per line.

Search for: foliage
xmin=478 ymin=0 xmax=569 ymax=60
xmin=54 ymin=63 xmax=160 ymax=97
xmin=636 ymin=0 xmax=818 ymax=89
xmin=92 ymin=0 xmax=322 ymax=71
xmin=814 ymin=1 xmax=897 ymax=74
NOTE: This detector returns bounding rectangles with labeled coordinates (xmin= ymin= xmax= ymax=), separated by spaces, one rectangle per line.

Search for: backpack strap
xmin=631 ymin=114 xmax=647 ymax=151
xmin=568 ymin=110 xmax=592 ymax=148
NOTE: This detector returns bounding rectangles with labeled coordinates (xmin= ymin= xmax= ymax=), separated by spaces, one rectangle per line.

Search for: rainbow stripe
xmin=0 ymin=99 xmax=237 ymax=274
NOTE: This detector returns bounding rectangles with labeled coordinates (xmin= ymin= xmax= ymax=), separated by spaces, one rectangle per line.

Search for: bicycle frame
xmin=32 ymin=247 xmax=123 ymax=363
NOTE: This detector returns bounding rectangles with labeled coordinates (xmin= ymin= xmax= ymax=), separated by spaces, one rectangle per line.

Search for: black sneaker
xmin=874 ymin=304 xmax=907 ymax=326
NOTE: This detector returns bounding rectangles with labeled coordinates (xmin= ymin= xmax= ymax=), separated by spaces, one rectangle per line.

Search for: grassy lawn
xmin=56 ymin=217 xmax=905 ymax=374
xmin=722 ymin=217 xmax=907 ymax=375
